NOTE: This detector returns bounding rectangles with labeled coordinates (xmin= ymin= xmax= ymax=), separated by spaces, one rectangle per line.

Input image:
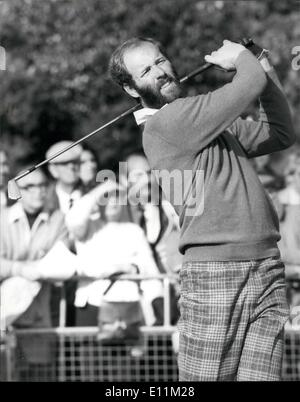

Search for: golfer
xmin=109 ymin=37 xmax=295 ymax=381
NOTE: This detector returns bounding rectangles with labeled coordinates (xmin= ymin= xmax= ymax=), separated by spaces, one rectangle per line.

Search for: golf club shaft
xmin=38 ymin=63 xmax=214 ymax=165
xmin=10 ymin=37 xmax=255 ymax=187
xmin=179 ymin=62 xmax=212 ymax=83
xmin=12 ymin=61 xmax=215 ymax=185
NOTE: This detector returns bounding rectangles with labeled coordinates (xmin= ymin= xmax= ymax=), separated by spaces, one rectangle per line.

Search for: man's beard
xmin=133 ymin=73 xmax=181 ymax=109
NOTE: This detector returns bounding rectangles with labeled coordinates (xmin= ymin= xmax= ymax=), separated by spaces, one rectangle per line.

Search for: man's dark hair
xmin=81 ymin=143 xmax=100 ymax=171
xmin=108 ymin=37 xmax=168 ymax=88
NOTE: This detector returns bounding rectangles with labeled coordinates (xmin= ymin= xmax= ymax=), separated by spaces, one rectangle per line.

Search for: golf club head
xmin=8 ymin=179 xmax=22 ymax=200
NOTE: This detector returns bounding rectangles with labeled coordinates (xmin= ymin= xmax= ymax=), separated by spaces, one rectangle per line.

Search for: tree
xmin=0 ymin=0 xmax=299 ymax=170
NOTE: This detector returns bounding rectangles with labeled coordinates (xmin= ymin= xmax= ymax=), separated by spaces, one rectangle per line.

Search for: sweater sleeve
xmin=147 ymin=49 xmax=267 ymax=153
xmin=228 ymin=68 xmax=295 ymax=157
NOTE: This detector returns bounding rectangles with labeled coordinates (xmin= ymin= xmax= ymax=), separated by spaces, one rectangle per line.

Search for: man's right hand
xmin=204 ymin=40 xmax=247 ymax=71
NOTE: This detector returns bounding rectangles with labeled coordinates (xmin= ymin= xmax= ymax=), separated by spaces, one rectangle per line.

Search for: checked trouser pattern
xmin=177 ymin=257 xmax=290 ymax=381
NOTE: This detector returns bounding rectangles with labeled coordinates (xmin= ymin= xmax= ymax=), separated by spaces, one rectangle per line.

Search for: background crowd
xmin=1 ymin=139 xmax=300 ymax=328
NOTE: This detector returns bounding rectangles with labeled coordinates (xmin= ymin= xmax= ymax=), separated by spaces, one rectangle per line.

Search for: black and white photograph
xmin=0 ymin=0 xmax=300 ymax=384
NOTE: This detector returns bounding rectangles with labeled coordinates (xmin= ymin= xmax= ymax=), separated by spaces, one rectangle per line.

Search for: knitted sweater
xmin=142 ymin=50 xmax=295 ymax=262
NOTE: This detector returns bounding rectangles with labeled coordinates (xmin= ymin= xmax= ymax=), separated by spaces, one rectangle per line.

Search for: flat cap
xmin=46 ymin=141 xmax=83 ymax=163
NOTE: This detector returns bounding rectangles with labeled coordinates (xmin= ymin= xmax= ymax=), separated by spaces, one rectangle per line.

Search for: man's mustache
xmin=157 ymin=75 xmax=178 ymax=90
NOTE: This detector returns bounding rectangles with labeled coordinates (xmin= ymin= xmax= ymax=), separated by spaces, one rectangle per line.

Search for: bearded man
xmin=109 ymin=37 xmax=295 ymax=381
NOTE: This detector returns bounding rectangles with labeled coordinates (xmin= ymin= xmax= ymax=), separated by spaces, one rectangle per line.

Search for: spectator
xmin=120 ymin=152 xmax=182 ymax=324
xmin=0 ymin=166 xmax=69 ymax=379
xmin=283 ymin=150 xmax=300 ymax=187
xmin=276 ymin=202 xmax=300 ymax=326
xmin=46 ymin=141 xmax=84 ymax=326
xmin=46 ymin=141 xmax=84 ymax=213
xmin=270 ymin=155 xmax=300 ymax=315
xmin=272 ymin=153 xmax=300 ymax=270
xmin=121 ymin=153 xmax=181 ymax=272
xmin=0 ymin=149 xmax=11 ymax=208
xmin=79 ymin=144 xmax=100 ymax=193
xmin=277 ymin=153 xmax=300 ymax=205
xmin=65 ymin=182 xmax=164 ymax=327
xmin=252 ymin=153 xmax=284 ymax=193
xmin=278 ymin=205 xmax=300 ymax=274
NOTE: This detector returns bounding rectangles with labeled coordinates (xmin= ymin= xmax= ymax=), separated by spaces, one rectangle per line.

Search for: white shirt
xmin=55 ymin=185 xmax=82 ymax=214
xmin=133 ymin=107 xmax=160 ymax=126
xmin=74 ymin=222 xmax=163 ymax=325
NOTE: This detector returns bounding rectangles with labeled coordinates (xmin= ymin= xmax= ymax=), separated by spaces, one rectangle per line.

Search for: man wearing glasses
xmin=46 ymin=141 xmax=85 ymax=327
xmin=46 ymin=141 xmax=84 ymax=214
xmin=0 ymin=166 xmax=68 ymax=379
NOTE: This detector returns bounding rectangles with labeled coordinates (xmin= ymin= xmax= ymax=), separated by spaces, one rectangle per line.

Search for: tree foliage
xmin=0 ymin=0 xmax=299 ymax=169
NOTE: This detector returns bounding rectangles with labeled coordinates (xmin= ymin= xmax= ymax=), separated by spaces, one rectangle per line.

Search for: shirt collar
xmin=133 ymin=107 xmax=160 ymax=126
xmin=55 ymin=184 xmax=81 ymax=199
xmin=8 ymin=202 xmax=50 ymax=224
xmin=55 ymin=184 xmax=82 ymax=213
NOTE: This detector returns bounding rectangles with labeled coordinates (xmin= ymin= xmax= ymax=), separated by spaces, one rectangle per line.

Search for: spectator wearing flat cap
xmin=46 ymin=141 xmax=84 ymax=327
xmin=46 ymin=141 xmax=84 ymax=214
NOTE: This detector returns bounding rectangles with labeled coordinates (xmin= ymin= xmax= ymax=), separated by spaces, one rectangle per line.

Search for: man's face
xmin=80 ymin=150 xmax=98 ymax=185
xmin=0 ymin=151 xmax=9 ymax=188
xmin=127 ymin=155 xmax=151 ymax=186
xmin=49 ymin=158 xmax=81 ymax=186
xmin=18 ymin=170 xmax=48 ymax=214
xmin=123 ymin=42 xmax=181 ymax=108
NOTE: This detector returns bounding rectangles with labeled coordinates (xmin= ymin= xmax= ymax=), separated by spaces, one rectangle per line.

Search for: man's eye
xmin=157 ymin=58 xmax=165 ymax=64
xmin=141 ymin=67 xmax=150 ymax=77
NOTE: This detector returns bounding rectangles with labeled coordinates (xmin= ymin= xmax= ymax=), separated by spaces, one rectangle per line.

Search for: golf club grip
xmin=180 ymin=38 xmax=254 ymax=83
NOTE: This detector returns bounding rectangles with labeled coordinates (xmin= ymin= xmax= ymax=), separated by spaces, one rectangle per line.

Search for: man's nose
xmin=67 ymin=162 xmax=79 ymax=169
xmin=152 ymin=64 xmax=167 ymax=79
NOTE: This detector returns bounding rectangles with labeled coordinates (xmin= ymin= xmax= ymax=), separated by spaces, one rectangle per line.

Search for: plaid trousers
xmin=177 ymin=256 xmax=290 ymax=381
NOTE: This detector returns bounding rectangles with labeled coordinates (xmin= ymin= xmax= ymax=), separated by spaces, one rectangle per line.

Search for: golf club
xmin=8 ymin=38 xmax=254 ymax=200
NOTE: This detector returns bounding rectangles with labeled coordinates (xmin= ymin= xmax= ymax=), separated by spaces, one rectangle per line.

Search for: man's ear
xmin=123 ymin=84 xmax=139 ymax=99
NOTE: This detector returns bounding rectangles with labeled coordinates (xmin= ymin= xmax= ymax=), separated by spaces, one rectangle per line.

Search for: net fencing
xmin=1 ymin=324 xmax=299 ymax=382
xmin=1 ymin=272 xmax=300 ymax=381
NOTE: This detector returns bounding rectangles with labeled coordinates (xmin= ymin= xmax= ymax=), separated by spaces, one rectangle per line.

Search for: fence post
xmin=58 ymin=283 xmax=67 ymax=382
xmin=5 ymin=328 xmax=16 ymax=381
xmin=163 ymin=277 xmax=171 ymax=327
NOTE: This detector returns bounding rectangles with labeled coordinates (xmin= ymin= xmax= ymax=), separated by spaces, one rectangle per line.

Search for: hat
xmin=46 ymin=141 xmax=83 ymax=164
